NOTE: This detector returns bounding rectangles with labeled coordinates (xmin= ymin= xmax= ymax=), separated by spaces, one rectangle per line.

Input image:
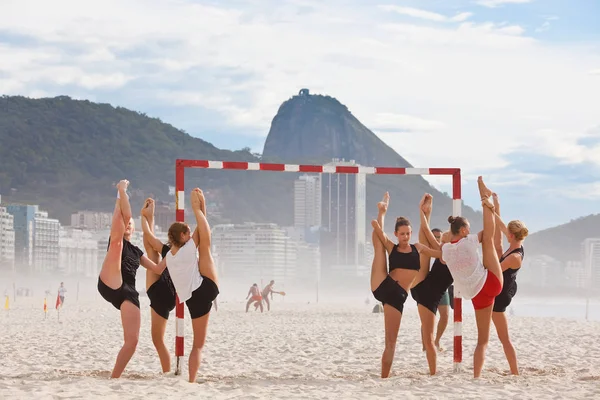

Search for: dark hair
xmin=168 ymin=222 xmax=191 ymax=248
xmin=447 ymin=216 xmax=469 ymax=235
xmin=431 ymin=228 xmax=442 ymax=234
xmin=394 ymin=217 xmax=411 ymax=232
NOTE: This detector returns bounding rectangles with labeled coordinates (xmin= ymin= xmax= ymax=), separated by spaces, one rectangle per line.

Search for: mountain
xmin=262 ymin=89 xmax=483 ymax=232
xmin=0 ymin=95 xmax=293 ymax=225
xmin=524 ymin=214 xmax=600 ymax=262
xmin=0 ymin=92 xmax=482 ymax=234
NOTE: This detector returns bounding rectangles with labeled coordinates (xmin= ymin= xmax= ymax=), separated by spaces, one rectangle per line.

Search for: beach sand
xmin=1 ymin=296 xmax=599 ymax=399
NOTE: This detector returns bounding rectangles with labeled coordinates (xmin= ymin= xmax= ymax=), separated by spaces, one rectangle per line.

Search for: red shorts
xmin=471 ymin=271 xmax=502 ymax=310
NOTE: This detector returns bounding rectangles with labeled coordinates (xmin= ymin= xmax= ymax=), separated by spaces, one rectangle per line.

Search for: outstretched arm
xmin=414 ymin=243 xmax=442 ymax=259
xmin=140 ymin=255 xmax=167 ymax=275
xmin=419 ymin=207 xmax=441 ymax=251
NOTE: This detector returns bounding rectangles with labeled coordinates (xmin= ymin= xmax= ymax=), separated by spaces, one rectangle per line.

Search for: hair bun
xmin=447 ymin=216 xmax=456 ymax=224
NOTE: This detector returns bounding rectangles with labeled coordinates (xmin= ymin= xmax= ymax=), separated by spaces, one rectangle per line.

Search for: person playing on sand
xmin=257 ymin=280 xmax=285 ymax=312
xmin=246 ymin=284 xmax=263 ymax=312
xmin=491 ymin=192 xmax=528 ymax=375
xmin=140 ymin=198 xmax=177 ymax=374
xmin=97 ymin=180 xmax=165 ymax=379
xmin=370 ymin=192 xmax=421 ymax=378
xmin=152 ymin=188 xmax=220 ymax=383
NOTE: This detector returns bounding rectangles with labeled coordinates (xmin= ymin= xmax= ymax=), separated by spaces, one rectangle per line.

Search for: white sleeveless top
xmin=441 ymin=234 xmax=486 ymax=300
xmin=166 ymin=239 xmax=203 ymax=302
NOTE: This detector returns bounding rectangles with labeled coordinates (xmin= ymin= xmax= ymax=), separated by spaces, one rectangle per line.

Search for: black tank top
xmin=500 ymin=246 xmax=524 ymax=292
xmin=389 ymin=244 xmax=420 ymax=272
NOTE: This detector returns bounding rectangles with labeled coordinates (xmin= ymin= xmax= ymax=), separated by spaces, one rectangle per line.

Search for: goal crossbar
xmin=173 ymin=159 xmax=463 ymax=375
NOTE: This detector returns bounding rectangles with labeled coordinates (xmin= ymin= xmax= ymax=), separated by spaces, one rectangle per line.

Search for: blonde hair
xmin=507 ymin=220 xmax=528 ymax=241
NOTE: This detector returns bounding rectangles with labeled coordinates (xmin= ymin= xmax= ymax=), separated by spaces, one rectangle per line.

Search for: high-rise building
xmin=294 ymin=175 xmax=322 ymax=231
xmin=59 ymin=228 xmax=99 ymax=277
xmin=581 ymin=238 xmax=600 ymax=291
xmin=0 ymin=202 xmax=16 ymax=273
xmin=212 ymin=223 xmax=296 ymax=284
xmin=32 ymin=210 xmax=60 ymax=273
xmin=320 ymin=159 xmax=366 ymax=280
xmin=70 ymin=211 xmax=112 ymax=230
xmin=6 ymin=204 xmax=38 ymax=273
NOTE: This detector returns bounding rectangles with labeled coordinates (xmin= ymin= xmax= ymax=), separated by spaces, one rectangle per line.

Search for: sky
xmin=1 ymin=0 xmax=600 ymax=233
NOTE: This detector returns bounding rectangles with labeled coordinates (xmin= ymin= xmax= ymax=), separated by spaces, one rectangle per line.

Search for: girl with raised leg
xmin=97 ymin=180 xmax=164 ymax=378
xmin=440 ymin=176 xmax=504 ymax=378
xmin=491 ymin=193 xmax=528 ymax=375
xmin=370 ymin=192 xmax=420 ymax=378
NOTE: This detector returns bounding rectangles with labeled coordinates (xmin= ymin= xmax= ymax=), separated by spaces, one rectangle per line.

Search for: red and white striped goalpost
xmin=173 ymin=159 xmax=463 ymax=375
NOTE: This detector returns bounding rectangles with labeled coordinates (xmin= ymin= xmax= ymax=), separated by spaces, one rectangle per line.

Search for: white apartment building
xmin=71 ymin=211 xmax=112 ymax=230
xmin=294 ymin=175 xmax=322 ymax=231
xmin=581 ymin=238 xmax=600 ymax=291
xmin=59 ymin=228 xmax=99 ymax=277
xmin=0 ymin=204 xmax=15 ymax=272
xmin=212 ymin=223 xmax=296 ymax=284
xmin=32 ymin=210 xmax=60 ymax=273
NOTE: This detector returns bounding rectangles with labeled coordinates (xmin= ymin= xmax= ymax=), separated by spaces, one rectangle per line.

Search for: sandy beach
xmin=1 ymin=295 xmax=599 ymax=400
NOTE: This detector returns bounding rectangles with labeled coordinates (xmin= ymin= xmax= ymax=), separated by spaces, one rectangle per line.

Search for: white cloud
xmin=0 ymin=0 xmax=599 ymax=179
xmin=475 ymin=0 xmax=533 ymax=8
xmin=372 ymin=113 xmax=445 ymax=131
xmin=590 ymin=69 xmax=600 ymax=75
xmin=379 ymin=5 xmax=472 ymax=23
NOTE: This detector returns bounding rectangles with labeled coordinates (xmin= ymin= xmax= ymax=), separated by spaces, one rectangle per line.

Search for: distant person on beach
xmin=58 ymin=282 xmax=66 ymax=306
xmin=491 ymin=192 xmax=528 ymax=375
xmin=257 ymin=280 xmax=285 ymax=311
xmin=97 ymin=180 xmax=165 ymax=379
xmin=140 ymin=198 xmax=177 ymax=374
xmin=246 ymin=284 xmax=263 ymax=312
xmin=370 ymin=192 xmax=421 ymax=378
xmin=151 ymin=188 xmax=220 ymax=383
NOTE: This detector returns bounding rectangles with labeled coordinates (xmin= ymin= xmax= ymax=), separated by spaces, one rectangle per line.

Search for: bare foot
xmin=377 ymin=192 xmax=390 ymax=214
xmin=141 ymin=198 xmax=154 ymax=218
xmin=436 ymin=345 xmax=445 ymax=352
xmin=477 ymin=176 xmax=493 ymax=200
xmin=420 ymin=193 xmax=433 ymax=217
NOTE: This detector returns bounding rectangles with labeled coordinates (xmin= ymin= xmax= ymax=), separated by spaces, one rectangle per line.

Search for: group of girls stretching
xmin=97 ymin=180 xmax=219 ymax=383
xmin=370 ymin=176 xmax=528 ymax=378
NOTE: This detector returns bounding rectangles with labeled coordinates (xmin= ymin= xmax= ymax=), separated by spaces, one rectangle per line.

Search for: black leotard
xmin=411 ymin=259 xmax=454 ymax=314
xmin=389 ymin=244 xmax=420 ymax=272
xmin=493 ymin=246 xmax=524 ymax=313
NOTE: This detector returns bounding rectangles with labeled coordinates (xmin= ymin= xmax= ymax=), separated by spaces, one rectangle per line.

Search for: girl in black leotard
xmin=97 ymin=180 xmax=164 ymax=379
xmin=370 ymin=192 xmax=421 ymax=378
xmin=407 ymin=193 xmax=453 ymax=375
xmin=491 ymin=193 xmax=528 ymax=375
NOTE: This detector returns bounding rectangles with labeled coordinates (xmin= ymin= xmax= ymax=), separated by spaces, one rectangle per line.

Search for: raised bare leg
xmin=477 ymin=177 xmax=503 ymax=285
xmin=371 ymin=221 xmax=389 ymax=292
xmin=99 ymin=180 xmax=130 ymax=290
xmin=492 ymin=193 xmax=503 ymax=259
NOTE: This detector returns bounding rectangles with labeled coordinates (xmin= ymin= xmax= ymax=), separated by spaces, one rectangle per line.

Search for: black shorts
xmin=493 ymin=283 xmax=517 ymax=313
xmin=372 ymin=275 xmax=408 ymax=314
xmin=186 ymin=277 xmax=219 ymax=319
xmin=411 ymin=259 xmax=453 ymax=315
xmin=147 ymin=275 xmax=176 ymax=320
xmin=98 ymin=278 xmax=140 ymax=310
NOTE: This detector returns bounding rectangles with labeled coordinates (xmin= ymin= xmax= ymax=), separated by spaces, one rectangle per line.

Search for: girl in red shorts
xmin=440 ymin=176 xmax=503 ymax=378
